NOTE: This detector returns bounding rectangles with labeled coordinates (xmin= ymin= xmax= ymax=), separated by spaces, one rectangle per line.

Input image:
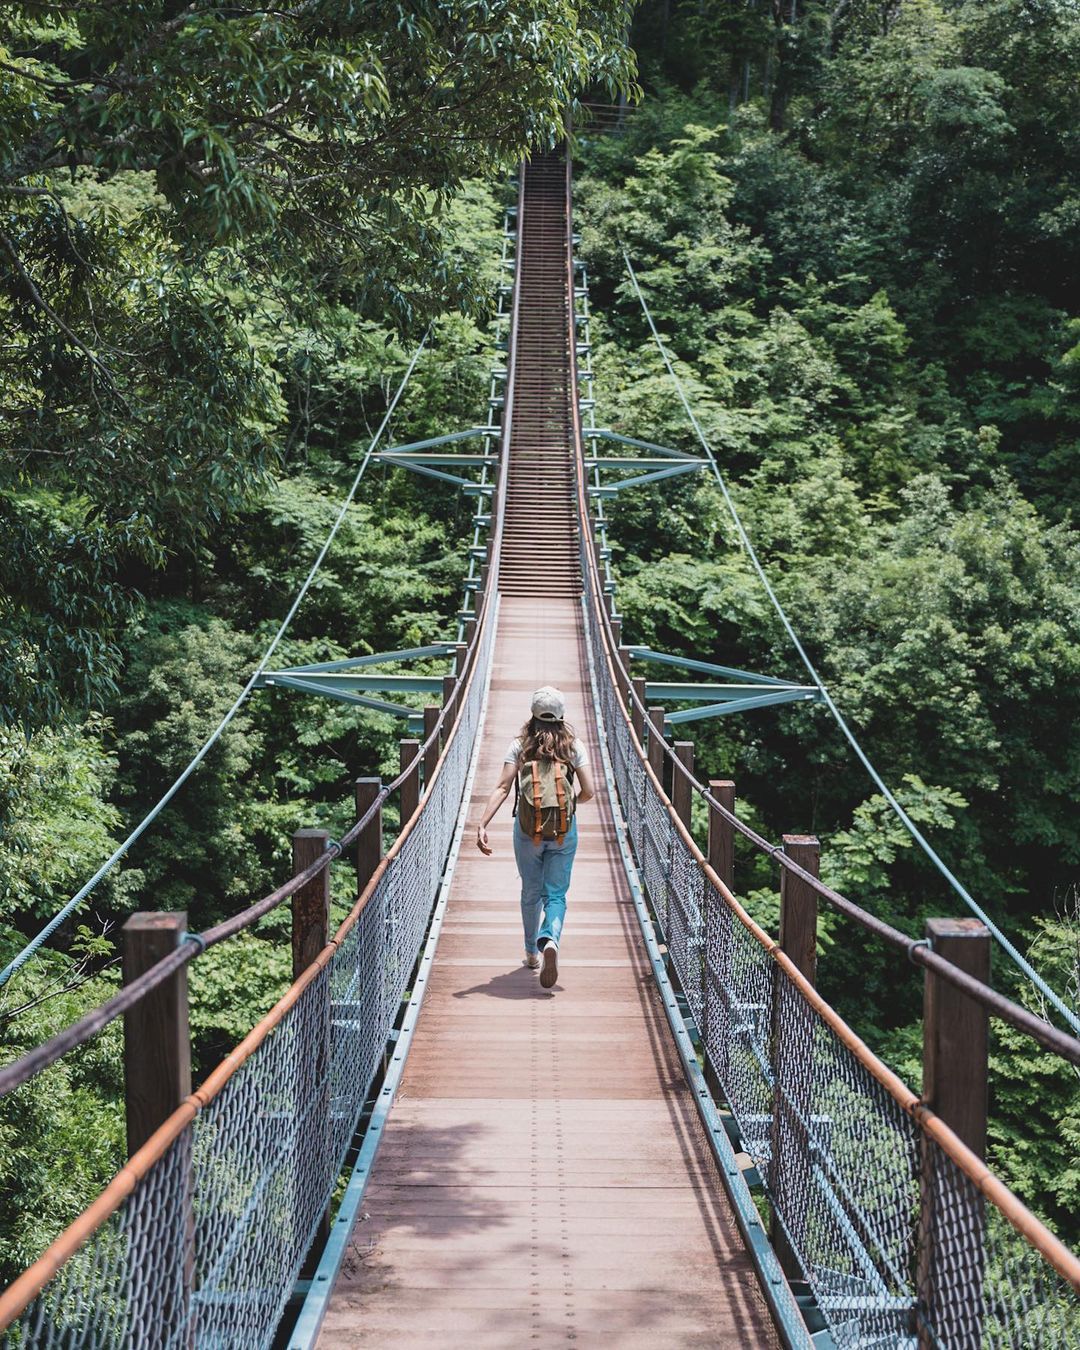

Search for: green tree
xmin=1 ymin=3 xmax=636 ymax=730
xmin=0 ymin=717 xmax=127 ymax=929
xmin=0 ymin=952 xmax=123 ymax=1283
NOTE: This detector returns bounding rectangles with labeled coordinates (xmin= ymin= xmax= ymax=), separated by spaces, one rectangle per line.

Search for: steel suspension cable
xmin=0 ymin=329 xmax=431 ymax=993
xmin=622 ymin=250 xmax=1080 ymax=1037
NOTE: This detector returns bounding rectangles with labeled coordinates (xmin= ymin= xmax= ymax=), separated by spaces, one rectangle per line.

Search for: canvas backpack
xmin=515 ymin=757 xmax=576 ymax=844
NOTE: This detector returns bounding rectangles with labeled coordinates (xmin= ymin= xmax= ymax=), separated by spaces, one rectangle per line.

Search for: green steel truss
xmin=371 ymin=427 xmax=500 ymax=493
xmin=626 ymin=647 xmax=821 ymax=726
xmin=253 ymin=643 xmax=459 ymax=731
xmin=583 ymin=428 xmax=706 ymax=497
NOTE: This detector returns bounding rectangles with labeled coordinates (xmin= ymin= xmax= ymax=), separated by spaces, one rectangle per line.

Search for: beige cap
xmin=530 ymin=686 xmax=566 ymax=722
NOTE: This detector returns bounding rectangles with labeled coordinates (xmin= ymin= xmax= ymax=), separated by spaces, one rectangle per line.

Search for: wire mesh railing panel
xmin=772 ymin=976 xmax=919 ymax=1346
xmin=5 ymin=1133 xmax=193 ymax=1349
xmin=919 ymin=1142 xmax=1080 ymax=1349
xmin=639 ymin=785 xmax=671 ymax=935
xmin=582 ymin=580 xmax=1080 ymax=1349
xmin=703 ymin=876 xmax=775 ymax=1162
xmin=662 ymin=807 xmax=704 ymax=1029
xmin=622 ymin=730 xmax=646 ymax=850
xmin=7 ymin=598 xmax=496 ymax=1350
xmin=328 ymin=870 xmax=387 ymax=1172
xmin=187 ymin=968 xmax=333 ymax=1346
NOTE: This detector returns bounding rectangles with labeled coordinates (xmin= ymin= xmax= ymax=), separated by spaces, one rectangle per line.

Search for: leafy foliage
xmin=2 ymin=0 xmax=1079 ymax=1288
xmin=0 ymin=2 xmax=636 ymax=730
xmin=575 ymin=1 xmax=1080 ymax=1236
xmin=0 ymin=956 xmax=123 ymax=1282
xmin=0 ymin=2 xmax=637 ymax=1275
xmin=0 ymin=717 xmax=126 ymax=922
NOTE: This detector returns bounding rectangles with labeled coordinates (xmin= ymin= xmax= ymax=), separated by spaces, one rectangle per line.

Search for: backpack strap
xmin=554 ymin=761 xmax=568 ymax=844
xmin=530 ymin=761 xmax=542 ymax=845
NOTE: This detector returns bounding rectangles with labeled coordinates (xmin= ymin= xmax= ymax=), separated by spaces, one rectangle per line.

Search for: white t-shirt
xmin=505 ymin=737 xmax=589 ymax=771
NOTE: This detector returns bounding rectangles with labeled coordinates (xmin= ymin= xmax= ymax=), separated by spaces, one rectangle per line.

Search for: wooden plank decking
xmin=317 ymin=595 xmax=778 ymax=1347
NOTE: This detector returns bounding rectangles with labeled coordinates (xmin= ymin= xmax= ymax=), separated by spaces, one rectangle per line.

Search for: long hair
xmin=518 ymin=716 xmax=576 ymax=766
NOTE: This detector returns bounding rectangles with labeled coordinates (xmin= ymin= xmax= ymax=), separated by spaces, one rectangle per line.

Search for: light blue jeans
xmin=514 ymin=817 xmax=578 ymax=954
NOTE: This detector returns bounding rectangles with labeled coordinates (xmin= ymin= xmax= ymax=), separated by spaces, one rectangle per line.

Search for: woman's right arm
xmin=477 ymin=760 xmax=517 ymax=855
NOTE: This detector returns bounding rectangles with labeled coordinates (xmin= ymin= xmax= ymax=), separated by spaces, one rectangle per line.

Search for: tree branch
xmin=0 ymin=230 xmax=129 ymax=409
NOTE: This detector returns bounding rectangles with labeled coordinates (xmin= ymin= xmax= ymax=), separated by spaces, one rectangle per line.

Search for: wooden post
xmin=123 ymin=913 xmax=192 ymax=1154
xmin=610 ymin=617 xmax=622 ymax=648
xmin=423 ymin=705 xmax=440 ymax=791
xmin=399 ymin=738 xmax=421 ymax=824
xmin=354 ymin=778 xmax=382 ymax=896
xmin=352 ymin=779 xmax=383 ymax=1137
xmin=672 ymin=741 xmax=694 ymax=831
xmin=917 ymin=918 xmax=990 ymax=1348
xmin=630 ymin=678 xmax=647 ymax=742
xmin=922 ymin=918 xmax=990 ymax=1156
xmin=291 ymin=830 xmax=332 ymax=1266
xmin=707 ymin=780 xmax=736 ymax=892
xmin=454 ymin=642 xmax=468 ymax=677
xmin=122 ymin=911 xmax=193 ymax=1333
xmin=616 ymin=646 xmax=633 ymax=711
xmin=779 ymin=834 xmax=820 ymax=986
xmin=647 ymin=708 xmax=666 ymax=782
xmin=770 ymin=833 xmax=820 ymax=1278
xmin=464 ymin=617 xmax=477 ymax=647
xmin=442 ymin=674 xmax=457 ymax=731
xmin=291 ymin=829 xmax=331 ymax=978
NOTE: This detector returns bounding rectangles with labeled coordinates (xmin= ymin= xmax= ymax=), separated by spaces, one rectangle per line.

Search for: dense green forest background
xmin=573 ymin=0 xmax=1080 ymax=1239
xmin=1 ymin=0 xmax=1078 ymax=1280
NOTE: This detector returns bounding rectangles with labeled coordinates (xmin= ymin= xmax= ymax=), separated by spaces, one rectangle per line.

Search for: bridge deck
xmin=317 ymin=595 xmax=777 ymax=1347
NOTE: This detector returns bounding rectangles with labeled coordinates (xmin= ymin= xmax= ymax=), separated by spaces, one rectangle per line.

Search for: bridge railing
xmin=2 ymin=588 xmax=496 ymax=1347
xmin=563 ymin=159 xmax=1080 ymax=1347
xmin=586 ymin=586 xmax=1080 ymax=1344
xmin=0 ymin=169 xmax=524 ymax=1349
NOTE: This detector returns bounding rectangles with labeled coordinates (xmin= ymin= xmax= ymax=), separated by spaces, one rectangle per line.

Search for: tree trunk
xmin=768 ymin=0 xmax=792 ymax=132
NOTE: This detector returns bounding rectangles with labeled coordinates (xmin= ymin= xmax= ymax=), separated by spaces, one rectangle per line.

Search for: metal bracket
xmin=628 ymin=647 xmax=823 ymax=726
xmin=372 ymin=427 xmax=502 ymax=493
xmin=255 ymin=644 xmax=459 ymax=730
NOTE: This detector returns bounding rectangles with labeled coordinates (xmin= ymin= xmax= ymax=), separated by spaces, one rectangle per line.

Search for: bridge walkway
xmin=317 ymin=596 xmax=777 ymax=1346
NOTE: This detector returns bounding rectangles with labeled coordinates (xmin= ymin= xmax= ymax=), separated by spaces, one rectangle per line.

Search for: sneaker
xmin=540 ymin=943 xmax=559 ymax=989
xmin=524 ymin=951 xmax=540 ymax=970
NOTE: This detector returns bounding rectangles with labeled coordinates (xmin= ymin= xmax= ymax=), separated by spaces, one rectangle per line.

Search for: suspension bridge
xmin=1 ymin=148 xmax=1079 ymax=1349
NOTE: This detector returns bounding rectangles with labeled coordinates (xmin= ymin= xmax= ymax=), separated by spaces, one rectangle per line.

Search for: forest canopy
xmin=572 ymin=0 xmax=1080 ymax=1235
xmin=1 ymin=0 xmax=1078 ymax=1281
xmin=0 ymin=0 xmax=636 ymax=1272
xmin=0 ymin=0 xmax=636 ymax=728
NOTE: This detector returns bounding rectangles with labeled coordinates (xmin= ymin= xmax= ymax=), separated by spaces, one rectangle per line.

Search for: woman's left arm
xmin=575 ymin=763 xmax=595 ymax=804
xmin=477 ymin=760 xmax=517 ymax=854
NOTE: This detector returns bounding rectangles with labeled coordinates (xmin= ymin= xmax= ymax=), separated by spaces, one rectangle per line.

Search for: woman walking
xmin=476 ymin=686 xmax=594 ymax=988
